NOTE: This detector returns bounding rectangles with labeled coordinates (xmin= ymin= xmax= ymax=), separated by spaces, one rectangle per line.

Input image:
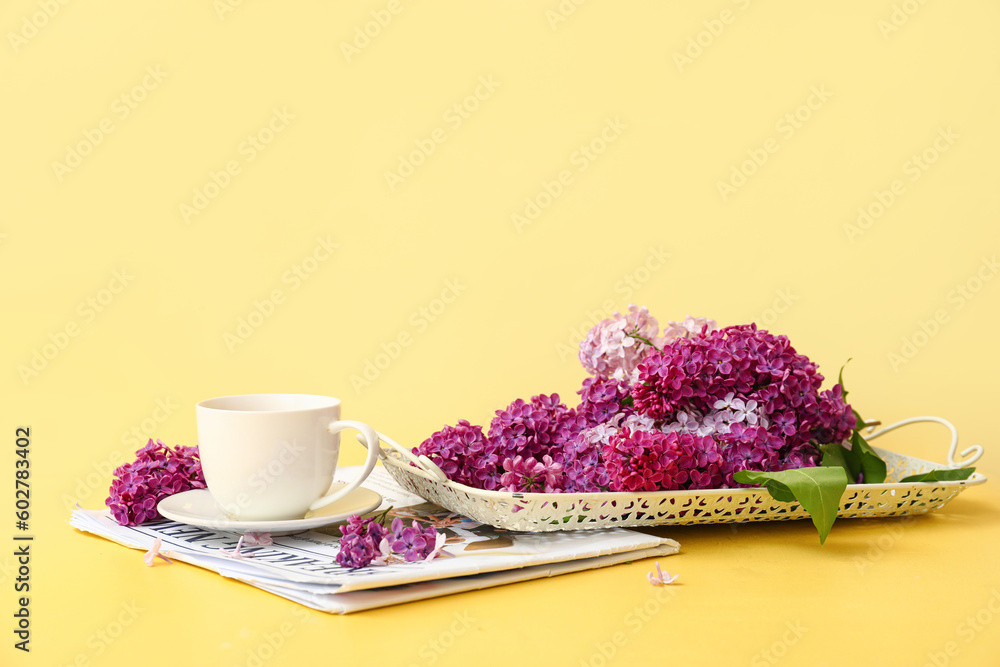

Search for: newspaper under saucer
xmin=156 ymin=483 xmax=382 ymax=535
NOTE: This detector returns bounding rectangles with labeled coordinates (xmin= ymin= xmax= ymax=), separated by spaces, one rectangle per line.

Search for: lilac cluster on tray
xmin=414 ymin=306 xmax=856 ymax=494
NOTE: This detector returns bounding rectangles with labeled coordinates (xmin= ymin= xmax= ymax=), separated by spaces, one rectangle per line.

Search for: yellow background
xmin=3 ymin=1 xmax=1000 ymax=665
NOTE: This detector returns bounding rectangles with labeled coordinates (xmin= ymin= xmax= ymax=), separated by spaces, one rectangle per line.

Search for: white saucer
xmin=156 ymin=483 xmax=382 ymax=535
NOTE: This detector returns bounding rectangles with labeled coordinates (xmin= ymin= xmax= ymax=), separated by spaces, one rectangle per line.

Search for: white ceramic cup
xmin=195 ymin=394 xmax=381 ymax=521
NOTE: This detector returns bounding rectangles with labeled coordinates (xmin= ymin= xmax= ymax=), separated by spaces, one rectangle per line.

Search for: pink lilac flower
xmin=423 ymin=532 xmax=450 ymax=561
xmin=371 ymin=537 xmax=400 ymax=566
xmin=662 ymin=315 xmax=717 ymax=342
xmin=604 ymin=428 xmax=695 ymax=492
xmin=603 ymin=428 xmax=729 ymax=492
xmin=499 ymin=455 xmax=563 ymax=493
xmin=579 ymin=304 xmax=664 ymax=379
xmin=560 ymin=411 xmax=665 ymax=492
xmin=106 ymin=439 xmax=207 ymax=527
xmin=243 ymin=532 xmax=273 ymax=547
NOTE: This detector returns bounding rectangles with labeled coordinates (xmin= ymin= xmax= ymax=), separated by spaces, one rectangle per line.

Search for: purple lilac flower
xmin=336 ymin=534 xmax=379 ymax=569
xmin=388 ymin=518 xmax=441 ymax=562
xmin=413 ymin=420 xmax=495 ymax=488
xmin=335 ymin=515 xmax=388 ymax=569
xmin=415 ymin=313 xmax=854 ymax=496
xmin=488 ymin=394 xmax=584 ymax=462
xmin=781 ymin=443 xmax=822 ymax=470
xmin=809 ymin=384 xmax=856 ymax=447
xmin=718 ymin=422 xmax=785 ymax=486
xmin=631 ymin=324 xmax=854 ymax=464
xmin=106 ymin=439 xmax=206 ymax=527
xmin=577 ymin=375 xmax=633 ymax=427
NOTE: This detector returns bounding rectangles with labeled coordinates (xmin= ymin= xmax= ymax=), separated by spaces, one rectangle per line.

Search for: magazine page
xmin=71 ymin=504 xmax=678 ymax=592
xmin=71 ymin=464 xmax=680 ymax=596
xmin=240 ymin=545 xmax=678 ymax=614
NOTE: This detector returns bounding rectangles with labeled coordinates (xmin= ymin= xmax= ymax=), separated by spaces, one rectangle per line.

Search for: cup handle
xmin=308 ymin=420 xmax=381 ymax=512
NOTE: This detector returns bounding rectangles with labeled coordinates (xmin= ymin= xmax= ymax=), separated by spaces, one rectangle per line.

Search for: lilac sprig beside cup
xmin=335 ymin=512 xmax=446 ymax=569
xmin=106 ymin=439 xmax=206 ymax=526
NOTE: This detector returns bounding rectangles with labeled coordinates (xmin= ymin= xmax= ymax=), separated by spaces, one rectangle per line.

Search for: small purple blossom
xmin=389 ymin=518 xmax=442 ymax=562
xmin=336 ymin=515 xmax=389 ymax=569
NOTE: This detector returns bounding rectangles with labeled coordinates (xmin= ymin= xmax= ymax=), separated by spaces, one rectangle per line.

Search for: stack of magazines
xmin=71 ymin=467 xmax=679 ymax=613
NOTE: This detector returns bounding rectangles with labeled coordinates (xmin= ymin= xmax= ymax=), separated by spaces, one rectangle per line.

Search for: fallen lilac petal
xmin=647 ymin=561 xmax=678 ymax=586
xmin=144 ymin=537 xmax=172 ymax=567
xmin=219 ymin=535 xmax=254 ymax=559
xmin=424 ymin=532 xmax=451 ymax=561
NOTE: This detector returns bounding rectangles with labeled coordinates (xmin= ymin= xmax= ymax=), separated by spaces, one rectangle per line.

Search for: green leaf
xmin=851 ymin=431 xmax=887 ymax=484
xmin=838 ymin=358 xmax=852 ymax=400
xmin=837 ymin=359 xmax=867 ymax=428
xmin=734 ymin=467 xmax=849 ymax=544
xmin=852 ymin=408 xmax=866 ymax=431
xmin=899 ymin=468 xmax=976 ymax=483
xmin=821 ymin=442 xmax=860 ymax=482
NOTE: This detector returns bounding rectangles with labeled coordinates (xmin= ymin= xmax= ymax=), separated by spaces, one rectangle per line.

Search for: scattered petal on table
xmin=647 ymin=561 xmax=678 ymax=586
xmin=144 ymin=537 xmax=172 ymax=567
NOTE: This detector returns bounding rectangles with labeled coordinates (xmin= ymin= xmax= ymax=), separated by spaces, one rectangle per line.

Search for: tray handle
xmin=354 ymin=432 xmax=450 ymax=483
xmin=863 ymin=416 xmax=983 ymax=468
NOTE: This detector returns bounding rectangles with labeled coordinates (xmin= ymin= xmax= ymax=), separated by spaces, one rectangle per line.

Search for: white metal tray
xmin=370 ymin=417 xmax=986 ymax=532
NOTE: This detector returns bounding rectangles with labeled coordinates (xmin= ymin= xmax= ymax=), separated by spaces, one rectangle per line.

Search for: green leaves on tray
xmin=733 ymin=467 xmax=848 ymax=545
xmin=734 ymin=362 xmax=976 ymax=544
xmin=738 ymin=441 xmax=976 ymax=543
xmin=821 ymin=431 xmax=886 ymax=485
xmin=899 ymin=468 xmax=976 ymax=483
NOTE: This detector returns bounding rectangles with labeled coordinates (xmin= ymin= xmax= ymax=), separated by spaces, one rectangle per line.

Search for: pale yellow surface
xmin=3 ymin=1 xmax=1000 ymax=665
